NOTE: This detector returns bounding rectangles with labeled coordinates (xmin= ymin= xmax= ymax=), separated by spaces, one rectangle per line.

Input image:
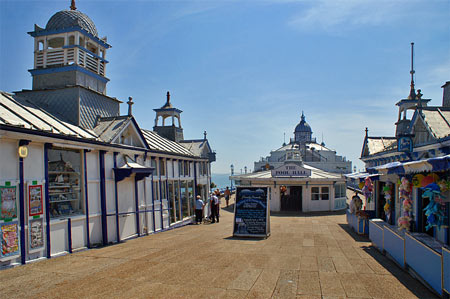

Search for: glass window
xmin=181 ymin=181 xmax=189 ymax=218
xmin=174 ymin=181 xmax=181 ymax=221
xmin=151 ymin=158 xmax=158 ymax=176
xmin=48 ymin=148 xmax=83 ymax=218
xmin=188 ymin=180 xmax=194 ymax=216
xmin=334 ymin=184 xmax=346 ymax=198
xmin=168 ymin=181 xmax=174 ymax=223
xmin=159 ymin=158 xmax=166 ymax=176
xmin=179 ymin=161 xmax=184 ymax=176
xmin=160 ymin=181 xmax=166 ymax=201
xmin=321 ymin=187 xmax=329 ymax=200
xmin=153 ymin=181 xmax=159 ymax=202
xmin=311 ymin=187 xmax=320 ymax=200
xmin=185 ymin=161 xmax=189 ymax=177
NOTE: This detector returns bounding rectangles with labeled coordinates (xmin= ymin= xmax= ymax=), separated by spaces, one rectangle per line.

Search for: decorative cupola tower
xmin=28 ymin=0 xmax=111 ymax=94
xmin=15 ymin=1 xmax=120 ymax=129
xmin=395 ymin=43 xmax=431 ymax=138
xmin=294 ymin=111 xmax=313 ymax=144
xmin=153 ymin=91 xmax=184 ymax=142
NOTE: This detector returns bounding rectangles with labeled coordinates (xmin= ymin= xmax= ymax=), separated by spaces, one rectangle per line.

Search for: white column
xmin=43 ymin=37 xmax=48 ymax=68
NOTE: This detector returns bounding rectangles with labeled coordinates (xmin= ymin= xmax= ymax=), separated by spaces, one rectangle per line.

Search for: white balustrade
xmin=35 ymin=47 xmax=105 ymax=76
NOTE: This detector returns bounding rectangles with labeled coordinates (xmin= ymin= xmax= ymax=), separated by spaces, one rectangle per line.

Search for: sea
xmin=211 ymin=173 xmax=233 ymax=189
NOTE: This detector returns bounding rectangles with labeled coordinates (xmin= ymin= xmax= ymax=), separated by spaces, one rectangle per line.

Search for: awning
xmin=113 ymin=155 xmax=154 ymax=182
xmin=344 ymin=172 xmax=379 ymax=181
xmin=367 ymin=154 xmax=450 ymax=175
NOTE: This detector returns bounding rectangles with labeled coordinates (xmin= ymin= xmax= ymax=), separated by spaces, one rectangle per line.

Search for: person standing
xmin=195 ymin=195 xmax=205 ymax=224
xmin=210 ymin=192 xmax=219 ymax=223
xmin=224 ymin=187 xmax=231 ymax=207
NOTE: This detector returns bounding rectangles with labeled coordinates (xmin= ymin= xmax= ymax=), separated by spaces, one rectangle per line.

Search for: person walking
xmin=195 ymin=195 xmax=205 ymax=224
xmin=224 ymin=187 xmax=231 ymax=207
xmin=210 ymin=192 xmax=219 ymax=223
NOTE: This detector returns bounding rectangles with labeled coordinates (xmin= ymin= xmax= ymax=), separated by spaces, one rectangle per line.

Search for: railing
xmin=35 ymin=47 xmax=105 ymax=76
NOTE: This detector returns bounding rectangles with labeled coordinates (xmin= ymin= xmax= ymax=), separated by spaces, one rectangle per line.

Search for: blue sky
xmin=1 ymin=0 xmax=449 ymax=174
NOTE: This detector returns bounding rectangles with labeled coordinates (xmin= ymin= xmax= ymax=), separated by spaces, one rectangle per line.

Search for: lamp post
xmin=230 ymin=164 xmax=234 ymax=191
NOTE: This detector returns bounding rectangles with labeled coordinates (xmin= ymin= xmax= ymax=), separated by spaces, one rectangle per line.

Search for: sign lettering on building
xmin=271 ymin=163 xmax=311 ymax=177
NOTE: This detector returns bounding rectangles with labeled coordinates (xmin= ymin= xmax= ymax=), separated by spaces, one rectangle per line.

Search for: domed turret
xmin=294 ymin=111 xmax=313 ymax=143
xmin=46 ymin=10 xmax=98 ymax=37
xmin=28 ymin=0 xmax=111 ymax=94
xmin=17 ymin=0 xmax=120 ymax=130
xmin=295 ymin=112 xmax=312 ymax=133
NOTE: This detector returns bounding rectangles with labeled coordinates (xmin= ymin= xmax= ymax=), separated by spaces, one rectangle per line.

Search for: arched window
xmin=38 ymin=40 xmax=44 ymax=51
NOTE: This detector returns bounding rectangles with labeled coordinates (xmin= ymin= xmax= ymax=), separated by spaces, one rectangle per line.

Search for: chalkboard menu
xmin=233 ymin=187 xmax=270 ymax=238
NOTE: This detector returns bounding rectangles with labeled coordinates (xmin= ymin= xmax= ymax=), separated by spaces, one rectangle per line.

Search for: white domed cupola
xmin=28 ymin=0 xmax=111 ymax=94
xmin=294 ymin=111 xmax=312 ymax=143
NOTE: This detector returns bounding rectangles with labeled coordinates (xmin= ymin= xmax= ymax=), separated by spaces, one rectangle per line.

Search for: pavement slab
xmin=0 ymin=195 xmax=438 ymax=298
xmin=297 ymin=270 xmax=321 ymax=296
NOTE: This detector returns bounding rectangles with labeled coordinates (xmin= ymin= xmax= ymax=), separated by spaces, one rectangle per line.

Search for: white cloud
xmin=287 ymin=0 xmax=413 ymax=33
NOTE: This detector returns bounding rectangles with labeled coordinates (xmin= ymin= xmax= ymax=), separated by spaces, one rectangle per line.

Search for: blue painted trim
xmin=99 ymin=150 xmax=108 ymax=246
xmin=19 ymin=157 xmax=26 ymax=264
xmin=153 ymin=107 xmax=183 ymax=113
xmin=151 ymin=173 xmax=156 ymax=233
xmin=83 ymin=150 xmax=90 ymax=249
xmin=158 ymin=158 xmax=164 ymax=230
xmin=44 ymin=143 xmax=51 ymax=258
xmin=134 ymin=154 xmax=140 ymax=237
xmin=29 ymin=65 xmax=109 ymax=83
xmin=166 ymin=159 xmax=171 ymax=227
xmin=113 ymin=152 xmax=120 ymax=243
xmin=62 ymin=45 xmax=109 ymax=62
xmin=67 ymin=218 xmax=72 ymax=254
xmin=28 ymin=27 xmax=111 ymax=48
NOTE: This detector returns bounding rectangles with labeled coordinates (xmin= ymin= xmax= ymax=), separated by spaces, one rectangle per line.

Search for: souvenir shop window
xmin=48 ymin=148 xmax=83 ymax=218
xmin=151 ymin=159 xmax=158 ymax=176
xmin=181 ymin=181 xmax=189 ymax=218
xmin=179 ymin=160 xmax=184 ymax=176
xmin=153 ymin=181 xmax=159 ymax=202
xmin=159 ymin=159 xmax=166 ymax=176
xmin=188 ymin=180 xmax=194 ymax=216
xmin=185 ymin=161 xmax=190 ymax=177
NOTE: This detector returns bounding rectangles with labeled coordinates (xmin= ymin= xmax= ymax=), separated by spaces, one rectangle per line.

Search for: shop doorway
xmin=281 ymin=186 xmax=302 ymax=212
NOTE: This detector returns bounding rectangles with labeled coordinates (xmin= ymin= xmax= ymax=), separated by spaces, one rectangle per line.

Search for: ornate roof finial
xmin=408 ymin=42 xmax=416 ymax=100
xmin=166 ymin=91 xmax=170 ymax=104
xmin=203 ymin=130 xmax=207 ymax=140
xmin=70 ymin=0 xmax=77 ymax=10
xmin=127 ymin=97 xmax=134 ymax=116
xmin=365 ymin=127 xmax=369 ymax=138
xmin=301 ymin=111 xmax=305 ymax=121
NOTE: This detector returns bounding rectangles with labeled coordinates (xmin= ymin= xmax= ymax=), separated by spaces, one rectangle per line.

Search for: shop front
xmin=352 ymin=156 xmax=450 ymax=296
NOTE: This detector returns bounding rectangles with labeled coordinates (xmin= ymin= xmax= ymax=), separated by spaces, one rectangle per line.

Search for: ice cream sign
xmin=271 ymin=163 xmax=311 ymax=177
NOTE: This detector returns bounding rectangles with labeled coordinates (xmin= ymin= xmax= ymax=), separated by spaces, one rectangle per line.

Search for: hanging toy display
xmin=398 ymin=177 xmax=412 ymax=231
xmin=383 ymin=183 xmax=393 ymax=222
xmin=361 ymin=177 xmax=373 ymax=203
xmin=422 ymin=182 xmax=447 ymax=231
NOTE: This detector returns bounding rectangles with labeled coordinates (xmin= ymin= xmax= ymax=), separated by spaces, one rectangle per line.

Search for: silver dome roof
xmin=46 ymin=10 xmax=98 ymax=37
